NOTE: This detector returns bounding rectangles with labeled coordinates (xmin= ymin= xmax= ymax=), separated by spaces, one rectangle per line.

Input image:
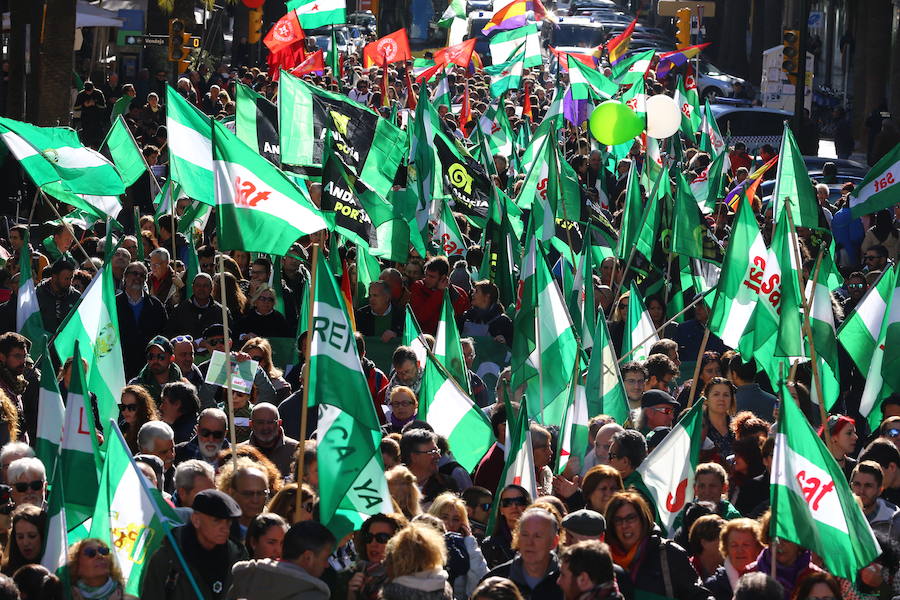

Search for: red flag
xmin=459 ymin=80 xmax=472 ymax=134
xmin=267 ymin=43 xmax=306 ymax=81
xmin=550 ymin=46 xmax=597 ymax=71
xmin=289 ymin=49 xmax=325 ymax=76
xmin=363 ymin=29 xmax=412 ymax=68
xmin=434 ymin=38 xmax=477 ymax=70
xmin=404 ymin=64 xmax=417 ymax=110
xmin=264 ymin=11 xmax=305 ymax=54
xmin=522 ymin=80 xmax=533 ymax=121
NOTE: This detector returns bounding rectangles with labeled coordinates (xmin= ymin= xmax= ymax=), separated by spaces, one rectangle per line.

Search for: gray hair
xmin=137 ymin=420 xmax=174 ymax=453
xmin=197 ymin=407 xmax=227 ymax=426
xmin=150 ymin=247 xmax=170 ymax=262
xmin=519 ymin=507 xmax=559 ymax=534
xmin=7 ymin=457 xmax=46 ymax=484
xmin=174 ymin=459 xmax=215 ymax=492
xmin=126 ymin=261 xmax=148 ymax=277
xmin=0 ymin=442 xmax=34 ymax=466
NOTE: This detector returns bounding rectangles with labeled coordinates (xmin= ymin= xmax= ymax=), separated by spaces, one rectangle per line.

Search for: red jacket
xmin=409 ymin=280 xmax=471 ymax=335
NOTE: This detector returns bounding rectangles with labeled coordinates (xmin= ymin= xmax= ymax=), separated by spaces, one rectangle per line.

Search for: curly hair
xmin=66 ymin=538 xmax=124 ymax=588
xmin=0 ymin=389 xmax=19 ymax=443
xmin=120 ymin=385 xmax=159 ymax=452
xmin=385 ymin=465 xmax=421 ymax=519
xmin=217 ymin=446 xmax=283 ymax=494
xmin=730 ymin=411 xmax=771 ymax=440
xmin=719 ymin=517 xmax=762 ymax=558
xmin=383 ymin=523 xmax=446 ymax=579
xmin=266 ymin=483 xmax=317 ymax=524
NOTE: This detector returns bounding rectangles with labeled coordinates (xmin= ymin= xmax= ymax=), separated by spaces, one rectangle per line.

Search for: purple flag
xmin=563 ymin=87 xmax=590 ymax=127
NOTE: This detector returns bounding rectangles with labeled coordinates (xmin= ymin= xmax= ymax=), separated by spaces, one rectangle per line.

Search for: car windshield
xmin=551 ymin=24 xmax=605 ymax=47
xmin=468 ymin=18 xmax=491 ymax=39
xmin=703 ymin=61 xmax=724 ymax=76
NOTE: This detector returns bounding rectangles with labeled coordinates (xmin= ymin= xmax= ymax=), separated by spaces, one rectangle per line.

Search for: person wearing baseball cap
xmin=142 ymin=489 xmax=247 ymax=599
xmin=127 ymin=335 xmax=184 ymax=403
xmin=637 ymin=390 xmax=679 ymax=435
xmin=560 ymin=511 xmax=635 ymax=599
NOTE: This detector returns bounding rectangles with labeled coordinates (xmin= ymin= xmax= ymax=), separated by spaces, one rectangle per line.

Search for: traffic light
xmin=248 ymin=8 xmax=263 ymax=44
xmin=167 ymin=18 xmax=185 ymax=62
xmin=782 ymin=29 xmax=800 ymax=82
xmin=177 ymin=32 xmax=193 ymax=74
xmin=675 ymin=8 xmax=691 ymax=50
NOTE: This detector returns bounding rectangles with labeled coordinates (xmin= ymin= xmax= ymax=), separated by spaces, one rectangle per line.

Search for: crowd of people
xmin=0 ymin=10 xmax=897 ymax=600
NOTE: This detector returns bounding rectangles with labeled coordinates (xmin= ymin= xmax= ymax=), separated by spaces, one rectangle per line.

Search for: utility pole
xmin=792 ymin=0 xmax=812 ymax=131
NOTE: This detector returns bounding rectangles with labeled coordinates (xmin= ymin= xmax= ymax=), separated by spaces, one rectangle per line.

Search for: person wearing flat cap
xmin=142 ymin=489 xmax=248 ymax=600
xmin=561 ymin=510 xmax=634 ymax=599
xmin=636 ymin=390 xmax=679 ymax=435
xmin=128 ymin=335 xmax=186 ymax=403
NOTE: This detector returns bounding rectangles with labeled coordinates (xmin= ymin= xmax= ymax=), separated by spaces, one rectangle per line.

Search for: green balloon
xmin=588 ymin=101 xmax=644 ymax=146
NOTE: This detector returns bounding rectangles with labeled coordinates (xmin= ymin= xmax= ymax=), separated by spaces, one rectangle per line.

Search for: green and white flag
xmin=235 ymin=83 xmax=281 ymax=167
xmin=807 ymin=260 xmax=841 ymax=411
xmin=432 ymin=200 xmax=467 ymax=258
xmin=41 ymin=460 xmax=69 ymax=574
xmin=59 ymin=343 xmax=100 ymax=526
xmin=623 ymin=284 xmax=659 ymax=363
xmin=15 ymin=230 xmax=46 ymax=359
xmin=434 ymin=290 xmax=469 ymax=393
xmin=287 ymin=0 xmax=346 ymax=29
xmin=489 ymin=24 xmax=542 ymax=68
xmin=498 ymin=400 xmax=537 ymax=500
xmin=858 ymin=263 xmax=900 ymax=429
xmin=615 ymin=161 xmax=641 ymax=259
xmin=166 ymin=85 xmax=214 ymax=205
xmin=708 ymin=197 xmax=767 ymax=348
xmin=637 ymin=399 xmax=705 ymax=536
xmin=838 ymin=266 xmax=895 ymax=375
xmin=35 ymin=349 xmax=64 ymax=479
xmin=689 ymin=148 xmax=728 ymax=214
xmin=485 ymin=46 xmax=525 ymax=98
xmin=675 ymin=74 xmax=701 ymax=139
xmin=557 ymin=375 xmax=589 ymax=475
xmin=310 ymin=255 xmax=393 ymax=540
xmin=698 ymin=99 xmax=727 ymax=158
xmin=100 ymin=115 xmax=147 ymax=187
xmin=212 ymin=120 xmax=328 ymax=255
xmin=850 ymin=142 xmax=900 ymax=218
xmin=0 ymin=117 xmax=124 ymax=218
xmin=420 ymin=352 xmax=495 ymax=473
xmin=53 ymin=267 xmax=125 ymax=445
xmin=567 ymin=244 xmax=596 ymax=350
xmin=568 ymin=58 xmax=618 ymax=101
xmin=611 ymin=49 xmax=654 ymax=85
xmin=430 ymin=67 xmax=453 ymax=109
xmin=90 ymin=423 xmax=186 ymax=595
xmin=438 ymin=0 xmax=466 ymax=27
xmin=403 ymin=306 xmax=429 ymax=370
xmin=771 ymin=389 xmax=880 ymax=580
xmin=772 ymin=124 xmax=822 ymax=230
xmin=585 ymin=313 xmax=629 ymax=425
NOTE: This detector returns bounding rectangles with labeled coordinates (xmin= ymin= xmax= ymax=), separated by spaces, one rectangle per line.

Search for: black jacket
xmin=166 ymin=297 xmax=232 ymax=340
xmin=354 ymin=304 xmax=404 ymax=337
xmin=704 ymin=566 xmax=733 ymax=600
xmin=116 ymin=292 xmax=169 ymax=379
xmin=484 ymin=553 xmax=563 ymax=600
xmin=616 ymin=534 xmax=713 ymax=600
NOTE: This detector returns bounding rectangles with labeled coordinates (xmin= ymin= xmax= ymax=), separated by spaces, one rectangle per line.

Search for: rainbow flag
xmin=607 ymin=18 xmax=637 ymax=64
xmin=655 ymin=43 xmax=711 ymax=78
xmin=724 ymin=154 xmax=778 ymax=211
xmin=482 ymin=0 xmax=528 ymax=36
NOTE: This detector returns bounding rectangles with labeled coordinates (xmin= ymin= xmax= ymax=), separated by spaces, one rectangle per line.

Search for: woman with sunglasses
xmin=481 ymin=484 xmax=532 ymax=569
xmin=118 ymin=385 xmax=159 ymax=454
xmin=244 ymin=512 xmax=288 ymax=560
xmin=241 ymin=337 xmax=291 ymax=402
xmin=67 ymin=538 xmax=135 ymax=600
xmin=1 ymin=504 xmax=45 ymax=575
xmin=331 ymin=513 xmax=407 ymax=600
xmin=428 ymin=493 xmax=489 ymax=599
xmin=235 ymin=284 xmax=289 ymax=342
xmin=266 ymin=483 xmax=317 ymax=524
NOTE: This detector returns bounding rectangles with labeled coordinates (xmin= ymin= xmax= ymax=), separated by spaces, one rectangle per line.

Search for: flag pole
xmin=617 ymin=287 xmax=713 ymax=364
xmin=40 ymin=191 xmax=96 ymax=270
xmin=218 ymin=253 xmax=238 ymax=472
xmin=296 ymin=243 xmax=318 ymax=521
xmin=784 ymin=204 xmax=831 ymax=439
xmin=685 ymin=327 xmax=710 ymax=409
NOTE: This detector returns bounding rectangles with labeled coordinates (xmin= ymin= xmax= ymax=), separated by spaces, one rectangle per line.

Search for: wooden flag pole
xmin=617 ymin=288 xmax=713 ymax=364
xmin=685 ymin=327 xmax=711 ymax=409
xmin=218 ymin=253 xmax=239 ymax=472
xmin=295 ymin=243 xmax=318 ymax=522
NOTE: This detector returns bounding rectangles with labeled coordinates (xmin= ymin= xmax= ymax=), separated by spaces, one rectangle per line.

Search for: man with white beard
xmin=239 ymin=403 xmax=299 ymax=479
xmin=174 ymin=408 xmax=229 ymax=466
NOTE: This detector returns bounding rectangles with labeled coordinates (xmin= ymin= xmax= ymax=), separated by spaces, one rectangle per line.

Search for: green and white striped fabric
xmin=434 ymin=290 xmax=469 ymax=393
xmin=288 ymin=0 xmax=346 ymax=29
xmin=35 ymin=349 xmax=63 ymax=479
xmin=585 ymin=313 xmax=629 ymax=425
xmin=166 ymin=85 xmax=214 ymax=205
xmin=838 ymin=267 xmax=896 ymax=374
xmin=856 ymin=264 xmax=900 ymax=428
xmin=212 ymin=120 xmax=327 ymax=256
xmin=557 ymin=378 xmax=588 ymax=475
xmin=15 ymin=231 xmax=45 ymax=359
xmin=485 ymin=46 xmax=525 ymax=98
xmin=611 ymin=49 xmax=654 ymax=85
xmin=59 ymin=344 xmax=100 ymax=526
xmin=850 ymin=143 xmax=900 ymax=218
xmin=489 ymin=24 xmax=542 ymax=68
xmin=41 ymin=459 xmax=69 ymax=575
xmin=101 ymin=115 xmax=146 ymax=187
xmin=623 ymin=284 xmax=658 ymax=363
xmin=806 ymin=255 xmax=841 ymax=410
xmin=568 ymin=58 xmax=618 ymax=101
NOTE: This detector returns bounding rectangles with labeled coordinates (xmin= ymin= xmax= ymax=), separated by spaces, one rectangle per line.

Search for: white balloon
xmin=646 ymin=94 xmax=682 ymax=139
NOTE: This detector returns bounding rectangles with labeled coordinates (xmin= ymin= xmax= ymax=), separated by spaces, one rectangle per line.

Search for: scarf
xmin=609 ymin=538 xmax=643 ymax=574
xmin=75 ymin=577 xmax=118 ymax=600
xmin=389 ymin=411 xmax=414 ymax=431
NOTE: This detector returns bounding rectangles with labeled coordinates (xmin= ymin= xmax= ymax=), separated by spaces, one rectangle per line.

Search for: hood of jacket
xmin=229 ymin=559 xmax=330 ymax=599
xmin=390 ymin=568 xmax=450 ymax=592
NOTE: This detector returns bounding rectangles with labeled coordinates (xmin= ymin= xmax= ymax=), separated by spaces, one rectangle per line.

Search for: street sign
xmin=657 ymin=1 xmax=716 ymax=17
xmin=124 ymin=34 xmax=168 ymax=46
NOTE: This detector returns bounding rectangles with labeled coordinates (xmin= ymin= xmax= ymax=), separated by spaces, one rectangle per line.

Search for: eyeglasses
xmin=848 ymin=283 xmax=865 ymax=289
xmin=885 ymin=428 xmax=900 ymax=439
xmin=146 ymin=352 xmax=168 ymax=361
xmin=120 ymin=403 xmax=138 ymax=412
xmin=237 ymin=489 xmax=270 ymax=499
xmin=864 ymin=255 xmax=881 ymax=261
xmin=413 ymin=448 xmax=440 ymax=456
xmin=257 ymin=296 xmax=275 ymax=303
xmin=13 ymin=480 xmax=43 ymax=493
xmin=612 ymin=513 xmax=639 ymax=526
xmin=171 ymin=335 xmax=194 ymax=344
xmin=390 ymin=401 xmax=416 ymax=408
xmin=125 ymin=270 xmax=147 ymax=278
xmin=500 ymin=496 xmax=529 ymax=508
xmin=363 ymin=532 xmax=392 ymax=544
xmin=650 ymin=406 xmax=675 ymax=415
xmin=82 ymin=546 xmax=110 ymax=558
xmin=469 ymin=502 xmax=492 ymax=512
xmin=199 ymin=428 xmax=226 ymax=439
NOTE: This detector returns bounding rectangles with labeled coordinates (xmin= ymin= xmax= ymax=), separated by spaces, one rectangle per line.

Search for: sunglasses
xmin=146 ymin=352 xmax=168 ymax=361
xmin=469 ymin=502 xmax=492 ymax=512
xmin=199 ymin=428 xmax=226 ymax=439
xmin=82 ymin=546 xmax=110 ymax=558
xmin=885 ymin=428 xmax=900 ymax=439
xmin=650 ymin=406 xmax=675 ymax=415
xmin=848 ymin=283 xmax=865 ymax=289
xmin=120 ymin=403 xmax=138 ymax=412
xmin=171 ymin=335 xmax=194 ymax=344
xmin=500 ymin=496 xmax=528 ymax=508
xmin=607 ymin=452 xmax=623 ymax=460
xmin=363 ymin=532 xmax=392 ymax=544
xmin=302 ymin=502 xmax=314 ymax=513
xmin=14 ymin=480 xmax=43 ymax=493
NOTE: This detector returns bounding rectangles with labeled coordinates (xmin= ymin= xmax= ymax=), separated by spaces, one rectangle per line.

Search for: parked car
xmin=347 ymin=11 xmax=376 ymax=35
xmin=709 ymin=105 xmax=792 ymax=151
xmin=697 ymin=60 xmax=748 ymax=101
